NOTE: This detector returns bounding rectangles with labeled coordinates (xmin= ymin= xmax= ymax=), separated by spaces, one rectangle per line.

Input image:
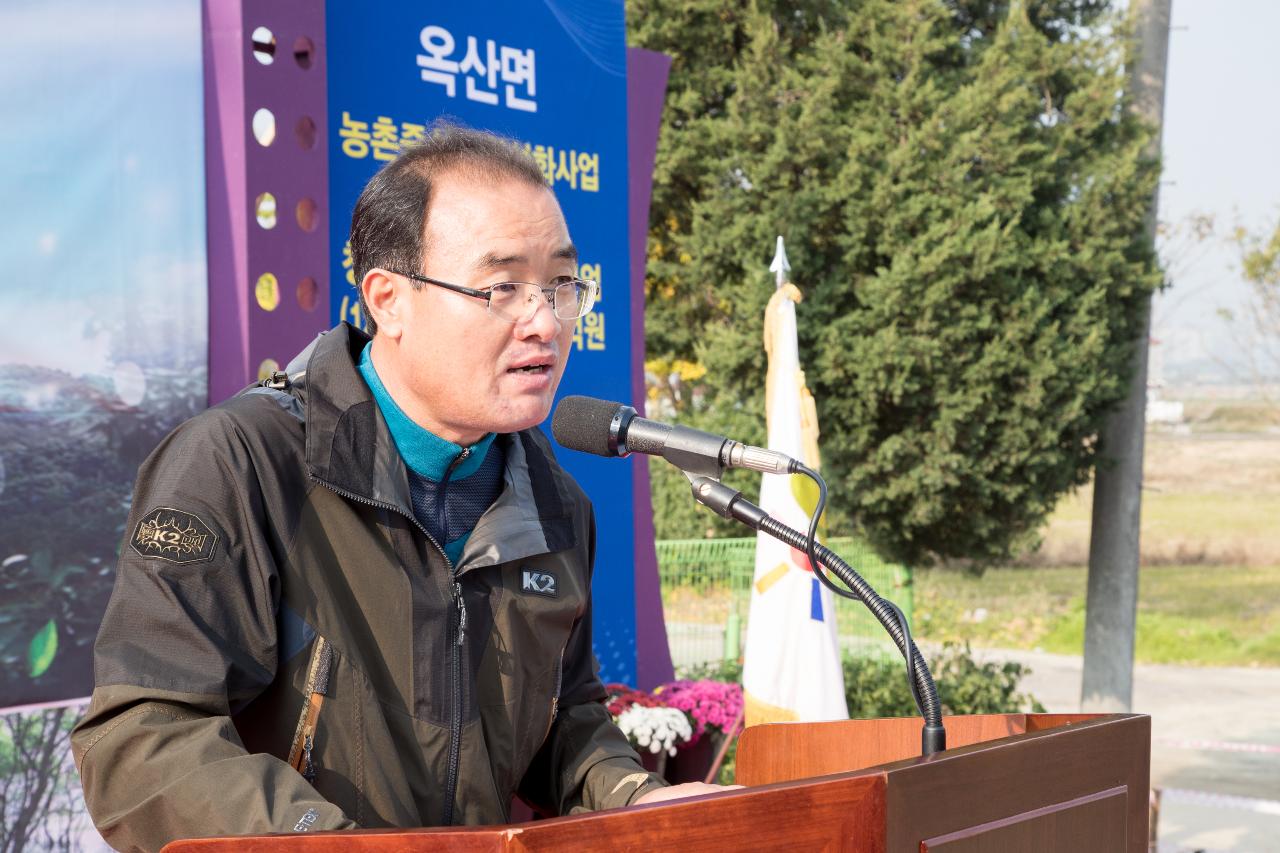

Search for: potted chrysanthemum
xmin=605 ymin=683 xmax=694 ymax=777
xmin=653 ymin=679 xmax=745 ymax=783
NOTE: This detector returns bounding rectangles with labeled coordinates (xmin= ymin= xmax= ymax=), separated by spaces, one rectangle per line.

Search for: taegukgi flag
xmin=742 ymin=239 xmax=848 ymax=725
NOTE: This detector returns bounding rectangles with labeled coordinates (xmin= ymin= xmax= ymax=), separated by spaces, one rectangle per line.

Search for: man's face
xmin=382 ymin=171 xmax=578 ymax=444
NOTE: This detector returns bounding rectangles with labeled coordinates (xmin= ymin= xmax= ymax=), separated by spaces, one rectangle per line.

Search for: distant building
xmin=1146 ymin=388 xmax=1185 ymax=424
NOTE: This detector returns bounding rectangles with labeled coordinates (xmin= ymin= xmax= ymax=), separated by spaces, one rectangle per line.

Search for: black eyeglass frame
xmin=388 ymin=270 xmax=599 ymax=322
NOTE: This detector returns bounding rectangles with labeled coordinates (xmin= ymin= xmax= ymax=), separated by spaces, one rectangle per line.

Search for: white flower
xmin=615 ymin=706 xmax=693 ymax=757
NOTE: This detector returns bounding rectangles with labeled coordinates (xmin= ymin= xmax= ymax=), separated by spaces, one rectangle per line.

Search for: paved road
xmin=670 ymin=625 xmax=1280 ymax=850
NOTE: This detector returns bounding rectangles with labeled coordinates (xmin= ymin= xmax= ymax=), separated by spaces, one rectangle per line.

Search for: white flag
xmin=741 ymin=280 xmax=848 ymax=725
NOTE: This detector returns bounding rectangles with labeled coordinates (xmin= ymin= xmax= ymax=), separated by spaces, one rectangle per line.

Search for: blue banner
xmin=326 ymin=0 xmax=637 ymax=682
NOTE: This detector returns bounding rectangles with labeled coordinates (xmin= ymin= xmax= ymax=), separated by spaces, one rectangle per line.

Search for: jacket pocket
xmin=287 ymin=636 xmax=335 ymax=784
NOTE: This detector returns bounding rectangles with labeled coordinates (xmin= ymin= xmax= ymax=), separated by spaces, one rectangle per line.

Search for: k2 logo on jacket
xmin=292 ymin=808 xmax=320 ymax=832
xmin=130 ymin=507 xmax=218 ymax=564
xmin=521 ymin=569 xmax=557 ymax=597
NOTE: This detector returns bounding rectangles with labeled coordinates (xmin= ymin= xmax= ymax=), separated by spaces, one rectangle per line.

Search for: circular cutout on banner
xmin=251 ymin=27 xmax=276 ymax=64
xmin=255 ymin=272 xmax=280 ymax=311
xmin=255 ymin=192 xmax=277 ymax=229
xmin=297 ymin=277 xmax=319 ymax=312
xmin=252 ymin=108 xmax=276 ymax=147
xmin=257 ymin=358 xmax=281 ymax=381
xmin=293 ymin=36 xmax=314 ymax=69
xmin=295 ymin=198 xmax=318 ymax=232
xmin=295 ymin=115 xmax=317 ymax=150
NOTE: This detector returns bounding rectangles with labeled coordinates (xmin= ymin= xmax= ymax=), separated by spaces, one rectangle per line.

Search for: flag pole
xmin=769 ymin=235 xmax=790 ymax=290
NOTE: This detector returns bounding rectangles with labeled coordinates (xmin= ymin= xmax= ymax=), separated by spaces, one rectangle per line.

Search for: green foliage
xmin=1228 ymin=219 xmax=1280 ymax=388
xmin=648 ymin=457 xmax=759 ymax=540
xmin=675 ymin=644 xmax=1041 ymax=782
xmin=841 ymin=652 xmax=920 ymax=718
xmin=0 ymin=362 xmax=202 ymax=701
xmin=629 ymin=0 xmax=1162 ymax=565
xmin=930 ymin=643 xmax=1047 ymax=715
xmin=26 ymin=619 xmax=57 ymax=678
xmin=715 ymin=745 xmax=737 ymax=786
xmin=843 ymin=643 xmax=1044 ymax=717
xmin=1039 ymin=597 xmax=1280 ymax=666
xmin=1237 ymin=220 xmax=1280 ymax=287
xmin=916 ymin=564 xmax=1280 ymax=667
xmin=677 ymin=657 xmax=744 ymax=683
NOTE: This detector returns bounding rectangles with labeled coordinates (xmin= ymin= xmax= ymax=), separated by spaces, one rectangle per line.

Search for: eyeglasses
xmin=391 ymin=270 xmax=600 ymax=323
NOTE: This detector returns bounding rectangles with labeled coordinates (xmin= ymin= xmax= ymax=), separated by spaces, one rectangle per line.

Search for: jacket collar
xmin=297 ymin=324 xmax=575 ymax=568
xmin=457 ymin=430 xmax=576 ymax=572
xmin=299 ymin=323 xmax=411 ymax=512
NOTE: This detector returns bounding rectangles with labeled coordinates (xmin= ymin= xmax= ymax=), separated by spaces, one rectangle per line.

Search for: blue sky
xmin=1152 ymin=0 xmax=1280 ymax=382
xmin=0 ymin=0 xmax=206 ymax=378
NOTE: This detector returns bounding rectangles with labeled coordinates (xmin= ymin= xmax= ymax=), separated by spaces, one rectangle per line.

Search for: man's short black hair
xmin=348 ymin=121 xmax=550 ymax=335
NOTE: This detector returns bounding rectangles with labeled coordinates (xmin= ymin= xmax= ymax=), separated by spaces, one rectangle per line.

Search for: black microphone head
xmin=552 ymin=395 xmax=628 ymax=457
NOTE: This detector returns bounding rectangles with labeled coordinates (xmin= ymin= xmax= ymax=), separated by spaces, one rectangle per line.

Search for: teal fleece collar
xmin=357 ymin=343 xmax=494 ymax=481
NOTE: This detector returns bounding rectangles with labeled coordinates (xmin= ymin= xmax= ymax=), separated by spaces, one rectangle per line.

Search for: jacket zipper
xmin=313 ymin=448 xmax=472 ymax=826
xmin=540 ymin=648 xmax=565 ymax=746
xmin=439 ymin=448 xmax=469 ymax=826
xmin=288 ymin=636 xmax=333 ymax=784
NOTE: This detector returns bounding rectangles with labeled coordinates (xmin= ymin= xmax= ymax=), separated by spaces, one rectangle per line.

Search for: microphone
xmin=553 ymin=395 xmax=948 ymax=756
xmin=551 ymin=396 xmax=797 ymax=478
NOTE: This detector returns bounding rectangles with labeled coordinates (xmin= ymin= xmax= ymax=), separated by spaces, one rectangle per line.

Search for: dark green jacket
xmin=71 ymin=324 xmax=664 ymax=852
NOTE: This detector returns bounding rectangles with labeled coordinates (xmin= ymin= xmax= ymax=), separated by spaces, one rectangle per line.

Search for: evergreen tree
xmin=629 ymin=0 xmax=1161 ymax=564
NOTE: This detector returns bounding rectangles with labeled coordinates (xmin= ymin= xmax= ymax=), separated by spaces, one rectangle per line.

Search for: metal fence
xmin=656 ymin=537 xmax=914 ymax=672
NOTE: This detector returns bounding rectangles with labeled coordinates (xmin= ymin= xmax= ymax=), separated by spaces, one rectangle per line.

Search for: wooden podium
xmin=165 ymin=713 xmax=1149 ymax=852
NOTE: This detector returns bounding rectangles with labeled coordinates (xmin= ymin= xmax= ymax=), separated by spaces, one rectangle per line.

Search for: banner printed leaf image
xmin=0 ymin=360 xmax=206 ymax=703
xmin=0 ymin=0 xmax=207 ymax=708
xmin=27 ymin=619 xmax=57 ymax=679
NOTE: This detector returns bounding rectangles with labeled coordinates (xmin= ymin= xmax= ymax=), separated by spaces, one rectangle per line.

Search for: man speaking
xmin=72 ymin=124 xmax=725 ymax=851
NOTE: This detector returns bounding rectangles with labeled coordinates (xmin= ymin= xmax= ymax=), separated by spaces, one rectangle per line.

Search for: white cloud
xmin=1 ymin=301 xmax=112 ymax=375
xmin=111 ymin=361 xmax=147 ymax=406
xmin=0 ymin=3 xmax=199 ymax=66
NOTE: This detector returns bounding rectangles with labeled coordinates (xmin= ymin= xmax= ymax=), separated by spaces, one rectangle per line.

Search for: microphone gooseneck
xmin=687 ymin=476 xmax=947 ymax=756
xmin=550 ymin=394 xmax=946 ymax=757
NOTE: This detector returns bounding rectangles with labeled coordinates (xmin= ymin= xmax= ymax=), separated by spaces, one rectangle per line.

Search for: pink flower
xmin=653 ymin=680 xmax=744 ymax=745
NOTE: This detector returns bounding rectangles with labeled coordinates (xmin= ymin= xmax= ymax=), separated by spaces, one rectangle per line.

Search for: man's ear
xmin=361 ymin=269 xmax=402 ymax=339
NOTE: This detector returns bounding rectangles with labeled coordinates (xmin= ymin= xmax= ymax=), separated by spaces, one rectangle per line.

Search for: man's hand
xmin=633 ymin=782 xmax=743 ymax=805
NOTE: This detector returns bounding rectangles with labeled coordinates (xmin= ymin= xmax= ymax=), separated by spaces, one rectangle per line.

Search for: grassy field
xmin=664 ymin=562 xmax=1280 ymax=668
xmin=914 ymin=564 xmax=1280 ymax=666
xmin=1029 ymin=433 xmax=1280 ymax=566
xmin=917 ymin=430 xmax=1280 ymax=667
xmin=658 ymin=427 xmax=1280 ymax=668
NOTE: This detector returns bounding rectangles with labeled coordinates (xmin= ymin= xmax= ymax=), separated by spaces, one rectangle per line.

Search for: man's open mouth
xmin=509 ymin=363 xmax=551 ymax=374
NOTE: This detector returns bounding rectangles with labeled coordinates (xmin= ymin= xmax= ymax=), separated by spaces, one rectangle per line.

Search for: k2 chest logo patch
xmin=131 ymin=507 xmax=218 ymax=564
xmin=521 ymin=569 xmax=558 ymax=597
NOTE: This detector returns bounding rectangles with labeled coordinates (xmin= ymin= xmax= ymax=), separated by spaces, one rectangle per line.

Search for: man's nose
xmin=514 ymin=295 xmax=562 ymax=341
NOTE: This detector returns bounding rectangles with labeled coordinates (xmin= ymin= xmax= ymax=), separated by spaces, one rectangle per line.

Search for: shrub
xmin=674 ymin=644 xmax=1043 ymax=782
xmin=845 ymin=643 xmax=1045 ymax=718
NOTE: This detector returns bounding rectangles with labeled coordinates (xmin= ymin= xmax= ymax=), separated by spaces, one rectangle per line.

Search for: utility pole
xmin=1082 ymin=0 xmax=1173 ymax=711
